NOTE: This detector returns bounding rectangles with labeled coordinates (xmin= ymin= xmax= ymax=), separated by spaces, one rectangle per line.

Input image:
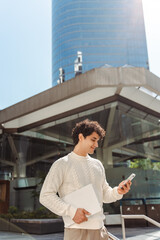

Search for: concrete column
xmin=18 ymin=152 xmax=26 ymax=178
xmin=96 ymin=148 xmax=103 ymax=164
xmin=103 ymin=147 xmax=113 ymax=169
xmin=13 ymin=164 xmax=18 ymax=178
xmin=96 ymin=147 xmax=113 ymax=169
xmin=13 ymin=152 xmax=26 ymax=178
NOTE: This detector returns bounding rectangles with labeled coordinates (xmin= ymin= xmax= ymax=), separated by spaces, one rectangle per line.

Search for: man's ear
xmin=78 ymin=133 xmax=84 ymax=142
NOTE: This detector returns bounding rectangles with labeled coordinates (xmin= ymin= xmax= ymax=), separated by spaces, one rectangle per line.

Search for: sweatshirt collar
xmin=70 ymin=151 xmax=90 ymax=161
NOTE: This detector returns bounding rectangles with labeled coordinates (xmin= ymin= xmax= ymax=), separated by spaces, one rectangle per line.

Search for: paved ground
xmin=0 ymin=227 xmax=160 ymax=240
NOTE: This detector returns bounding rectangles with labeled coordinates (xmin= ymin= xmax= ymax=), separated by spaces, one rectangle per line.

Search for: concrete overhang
xmin=0 ymin=67 xmax=160 ymax=132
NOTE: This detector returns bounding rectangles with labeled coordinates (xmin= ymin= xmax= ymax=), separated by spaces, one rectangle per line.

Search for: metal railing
xmin=121 ymin=214 xmax=160 ymax=240
xmin=106 ymin=198 xmax=160 ymax=240
xmin=120 ymin=197 xmax=160 ymax=218
xmin=120 ymin=198 xmax=160 ymax=240
xmin=108 ymin=231 xmax=120 ymax=240
xmin=120 ymin=197 xmax=160 ymax=205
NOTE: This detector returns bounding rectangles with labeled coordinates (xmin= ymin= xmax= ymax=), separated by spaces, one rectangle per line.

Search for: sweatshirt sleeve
xmin=39 ymin=159 xmax=77 ymax=219
xmin=101 ymin=164 xmax=123 ymax=203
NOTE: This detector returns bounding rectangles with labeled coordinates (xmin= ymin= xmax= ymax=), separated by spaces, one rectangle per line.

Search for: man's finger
xmin=83 ymin=209 xmax=91 ymax=215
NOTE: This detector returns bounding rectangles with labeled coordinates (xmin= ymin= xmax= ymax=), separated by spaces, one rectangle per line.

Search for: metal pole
xmin=108 ymin=231 xmax=120 ymax=240
xmin=122 ymin=214 xmax=160 ymax=228
xmin=121 ymin=216 xmax=126 ymax=240
xmin=120 ymin=205 xmax=126 ymax=240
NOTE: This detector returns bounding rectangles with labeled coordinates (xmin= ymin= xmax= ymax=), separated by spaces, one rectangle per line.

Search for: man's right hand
xmin=72 ymin=208 xmax=91 ymax=224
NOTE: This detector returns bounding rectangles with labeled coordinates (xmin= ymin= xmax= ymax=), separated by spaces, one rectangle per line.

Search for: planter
xmin=122 ymin=205 xmax=147 ymax=227
xmin=10 ymin=218 xmax=64 ymax=234
xmin=146 ymin=204 xmax=160 ymax=226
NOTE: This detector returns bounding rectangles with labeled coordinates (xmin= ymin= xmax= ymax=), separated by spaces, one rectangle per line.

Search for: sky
xmin=0 ymin=0 xmax=160 ymax=110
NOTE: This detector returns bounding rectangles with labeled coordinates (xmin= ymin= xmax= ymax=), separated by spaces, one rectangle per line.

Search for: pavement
xmin=0 ymin=227 xmax=160 ymax=240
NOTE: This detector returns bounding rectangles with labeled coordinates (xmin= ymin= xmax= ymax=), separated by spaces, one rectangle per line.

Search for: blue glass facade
xmin=52 ymin=0 xmax=149 ymax=86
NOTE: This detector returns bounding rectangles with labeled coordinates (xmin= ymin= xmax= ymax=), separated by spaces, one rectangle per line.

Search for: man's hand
xmin=72 ymin=208 xmax=91 ymax=224
xmin=117 ymin=180 xmax=132 ymax=195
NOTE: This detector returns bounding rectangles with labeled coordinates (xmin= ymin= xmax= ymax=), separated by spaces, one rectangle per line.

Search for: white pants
xmin=64 ymin=227 xmax=109 ymax=240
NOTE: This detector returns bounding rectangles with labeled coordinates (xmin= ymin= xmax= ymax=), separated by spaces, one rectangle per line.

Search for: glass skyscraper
xmin=52 ymin=0 xmax=149 ymax=86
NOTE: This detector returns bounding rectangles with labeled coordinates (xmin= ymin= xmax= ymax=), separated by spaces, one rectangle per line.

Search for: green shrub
xmin=8 ymin=206 xmax=18 ymax=214
xmin=0 ymin=213 xmax=13 ymax=220
xmin=0 ymin=206 xmax=58 ymax=219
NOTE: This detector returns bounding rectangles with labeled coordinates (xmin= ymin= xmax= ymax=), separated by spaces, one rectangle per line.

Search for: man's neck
xmin=73 ymin=146 xmax=87 ymax=157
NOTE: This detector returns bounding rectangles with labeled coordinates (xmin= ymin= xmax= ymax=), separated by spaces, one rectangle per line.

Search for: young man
xmin=40 ymin=119 xmax=131 ymax=240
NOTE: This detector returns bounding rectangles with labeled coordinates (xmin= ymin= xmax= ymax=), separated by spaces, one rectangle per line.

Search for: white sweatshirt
xmin=39 ymin=151 xmax=123 ymax=229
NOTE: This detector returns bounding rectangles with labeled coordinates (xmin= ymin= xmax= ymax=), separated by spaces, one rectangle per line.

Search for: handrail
xmin=120 ymin=197 xmax=160 ymax=205
xmin=122 ymin=214 xmax=160 ymax=228
xmin=120 ymin=198 xmax=146 ymax=205
xmin=108 ymin=231 xmax=120 ymax=240
xmin=120 ymin=197 xmax=160 ymax=225
xmin=121 ymin=214 xmax=160 ymax=240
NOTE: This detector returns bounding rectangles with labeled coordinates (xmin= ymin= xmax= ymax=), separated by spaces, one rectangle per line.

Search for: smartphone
xmin=120 ymin=173 xmax=136 ymax=188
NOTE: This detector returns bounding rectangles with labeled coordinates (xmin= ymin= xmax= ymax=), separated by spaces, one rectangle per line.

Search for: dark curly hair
xmin=72 ymin=119 xmax=106 ymax=145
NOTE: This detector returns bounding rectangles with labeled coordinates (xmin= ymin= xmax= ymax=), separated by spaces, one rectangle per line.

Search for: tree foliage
xmin=129 ymin=158 xmax=160 ymax=171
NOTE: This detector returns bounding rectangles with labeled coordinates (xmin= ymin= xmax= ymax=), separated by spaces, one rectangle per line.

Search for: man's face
xmin=79 ymin=132 xmax=100 ymax=154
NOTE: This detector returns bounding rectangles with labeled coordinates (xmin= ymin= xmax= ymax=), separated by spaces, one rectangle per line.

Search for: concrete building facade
xmin=0 ymin=67 xmax=160 ymax=211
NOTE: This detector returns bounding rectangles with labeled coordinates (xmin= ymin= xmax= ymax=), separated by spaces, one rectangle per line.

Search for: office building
xmin=0 ymin=67 xmax=160 ymax=211
xmin=52 ymin=0 xmax=149 ymax=85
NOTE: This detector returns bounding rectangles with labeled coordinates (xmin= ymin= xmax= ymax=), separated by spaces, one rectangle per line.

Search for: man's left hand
xmin=117 ymin=180 xmax=132 ymax=195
